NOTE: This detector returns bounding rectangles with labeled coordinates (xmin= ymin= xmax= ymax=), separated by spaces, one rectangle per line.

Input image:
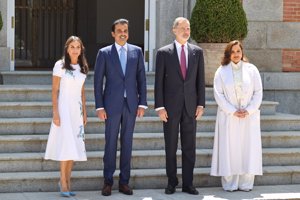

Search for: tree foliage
xmin=190 ymin=0 xmax=248 ymax=43
xmin=0 ymin=11 xmax=3 ymax=31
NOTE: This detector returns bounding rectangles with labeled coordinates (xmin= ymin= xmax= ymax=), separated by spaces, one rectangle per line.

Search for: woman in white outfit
xmin=210 ymin=40 xmax=263 ymax=192
xmin=44 ymin=36 xmax=88 ymax=197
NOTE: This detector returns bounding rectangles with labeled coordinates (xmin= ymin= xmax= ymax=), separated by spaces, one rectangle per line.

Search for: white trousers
xmin=221 ymin=174 xmax=255 ymax=191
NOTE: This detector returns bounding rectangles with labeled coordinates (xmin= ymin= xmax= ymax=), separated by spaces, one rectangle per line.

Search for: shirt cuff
xmin=155 ymin=107 xmax=165 ymax=111
xmin=139 ymin=105 xmax=148 ymax=109
xmin=96 ymin=108 xmax=104 ymax=111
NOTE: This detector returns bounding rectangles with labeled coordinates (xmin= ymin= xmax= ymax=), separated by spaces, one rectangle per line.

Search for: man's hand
xmin=137 ymin=107 xmax=145 ymax=117
xmin=97 ymin=109 xmax=107 ymax=120
xmin=157 ymin=109 xmax=168 ymax=122
xmin=195 ymin=106 xmax=204 ymax=120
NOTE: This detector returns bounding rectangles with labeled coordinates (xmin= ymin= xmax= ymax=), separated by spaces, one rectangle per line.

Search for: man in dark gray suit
xmin=154 ymin=17 xmax=205 ymax=195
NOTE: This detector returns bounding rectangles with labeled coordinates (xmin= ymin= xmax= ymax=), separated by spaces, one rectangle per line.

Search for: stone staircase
xmin=0 ymin=71 xmax=300 ymax=192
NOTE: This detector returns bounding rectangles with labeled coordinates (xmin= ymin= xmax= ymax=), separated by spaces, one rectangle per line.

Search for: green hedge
xmin=190 ymin=0 xmax=248 ymax=43
xmin=0 ymin=11 xmax=3 ymax=31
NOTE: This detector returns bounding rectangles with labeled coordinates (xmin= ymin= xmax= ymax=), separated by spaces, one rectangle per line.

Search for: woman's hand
xmin=53 ymin=112 xmax=60 ymax=126
xmin=83 ymin=111 xmax=87 ymax=125
xmin=234 ymin=109 xmax=249 ymax=118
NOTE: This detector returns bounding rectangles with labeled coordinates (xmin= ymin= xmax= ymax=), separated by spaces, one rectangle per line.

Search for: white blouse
xmin=231 ymin=61 xmax=243 ymax=109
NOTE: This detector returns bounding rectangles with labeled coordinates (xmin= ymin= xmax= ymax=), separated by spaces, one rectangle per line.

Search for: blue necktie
xmin=120 ymin=47 xmax=126 ymax=75
xmin=120 ymin=46 xmax=127 ymax=97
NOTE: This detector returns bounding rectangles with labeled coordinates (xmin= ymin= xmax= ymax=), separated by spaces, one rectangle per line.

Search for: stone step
xmin=0 ymin=100 xmax=278 ymax=118
xmin=0 ymin=166 xmax=299 ymax=192
xmin=0 ymin=84 xmax=215 ymax=102
xmin=0 ymin=148 xmax=299 ymax=173
xmin=0 ymin=84 xmax=154 ymax=102
xmin=0 ymin=114 xmax=300 ymax=135
xmin=0 ymin=71 xmax=155 ymax=85
xmin=1 ymin=131 xmax=299 ymax=153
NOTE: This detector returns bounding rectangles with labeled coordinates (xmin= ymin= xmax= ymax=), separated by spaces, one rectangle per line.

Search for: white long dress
xmin=210 ymin=61 xmax=263 ymax=177
xmin=44 ymin=60 xmax=87 ymax=161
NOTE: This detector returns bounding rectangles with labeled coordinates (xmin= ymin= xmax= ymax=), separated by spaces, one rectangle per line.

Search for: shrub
xmin=190 ymin=0 xmax=248 ymax=43
xmin=0 ymin=11 xmax=3 ymax=31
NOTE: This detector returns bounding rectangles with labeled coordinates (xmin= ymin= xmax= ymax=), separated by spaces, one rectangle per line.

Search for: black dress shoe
xmin=101 ymin=184 xmax=112 ymax=196
xmin=119 ymin=184 xmax=133 ymax=195
xmin=182 ymin=186 xmax=199 ymax=195
xmin=239 ymin=188 xmax=252 ymax=192
xmin=165 ymin=184 xmax=176 ymax=194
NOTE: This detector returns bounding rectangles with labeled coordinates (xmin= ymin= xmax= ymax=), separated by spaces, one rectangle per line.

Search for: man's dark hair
xmin=111 ymin=18 xmax=129 ymax=32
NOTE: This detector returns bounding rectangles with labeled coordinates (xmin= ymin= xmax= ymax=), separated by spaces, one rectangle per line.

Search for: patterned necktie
xmin=120 ymin=46 xmax=126 ymax=75
xmin=180 ymin=45 xmax=187 ymax=79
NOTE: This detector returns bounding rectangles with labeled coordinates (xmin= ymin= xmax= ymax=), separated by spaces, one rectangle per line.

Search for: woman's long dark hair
xmin=62 ymin=36 xmax=89 ymax=74
xmin=221 ymin=40 xmax=248 ymax=66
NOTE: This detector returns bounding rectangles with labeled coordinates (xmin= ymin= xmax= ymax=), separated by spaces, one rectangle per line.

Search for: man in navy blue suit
xmin=94 ymin=18 xmax=147 ymax=196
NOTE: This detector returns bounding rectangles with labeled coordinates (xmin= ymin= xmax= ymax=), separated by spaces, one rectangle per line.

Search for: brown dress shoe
xmin=119 ymin=184 xmax=133 ymax=195
xmin=101 ymin=184 xmax=112 ymax=196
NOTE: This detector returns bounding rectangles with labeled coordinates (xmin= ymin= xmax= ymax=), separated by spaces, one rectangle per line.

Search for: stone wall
xmin=282 ymin=0 xmax=300 ymax=71
xmin=0 ymin=0 xmax=9 ymax=71
xmin=0 ymin=0 xmax=14 ymax=71
xmin=243 ymin=0 xmax=300 ymax=72
xmin=0 ymin=0 xmax=7 ymax=47
xmin=262 ymin=72 xmax=300 ymax=114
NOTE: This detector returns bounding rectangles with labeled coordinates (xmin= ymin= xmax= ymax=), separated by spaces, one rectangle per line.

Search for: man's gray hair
xmin=172 ymin=17 xmax=189 ymax=28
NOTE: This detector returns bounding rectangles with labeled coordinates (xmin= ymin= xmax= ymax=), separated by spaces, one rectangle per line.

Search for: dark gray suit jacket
xmin=154 ymin=42 xmax=205 ymax=117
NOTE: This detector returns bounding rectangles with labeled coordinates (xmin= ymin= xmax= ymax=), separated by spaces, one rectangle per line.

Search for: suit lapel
xmin=171 ymin=43 xmax=185 ymax=80
xmin=111 ymin=44 xmax=124 ymax=77
xmin=186 ymin=43 xmax=194 ymax=80
xmin=125 ymin=44 xmax=133 ymax=77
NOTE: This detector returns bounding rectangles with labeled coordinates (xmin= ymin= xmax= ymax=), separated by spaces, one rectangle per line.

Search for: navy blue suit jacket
xmin=94 ymin=43 xmax=147 ymax=116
